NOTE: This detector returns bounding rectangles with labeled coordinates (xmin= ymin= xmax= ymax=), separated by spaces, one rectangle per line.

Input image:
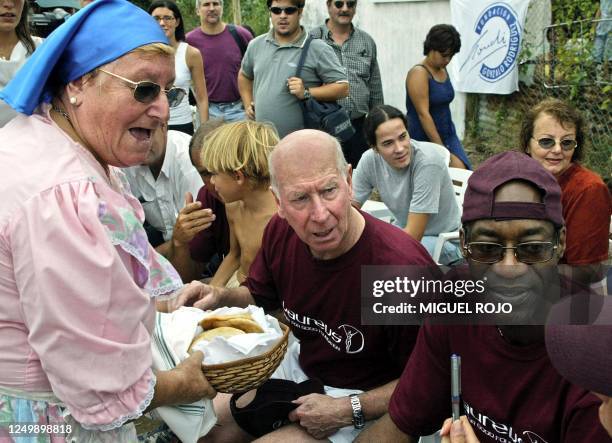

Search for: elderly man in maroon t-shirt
xmin=180 ymin=129 xmax=435 ymax=442
xmin=356 ymin=151 xmax=610 ymax=443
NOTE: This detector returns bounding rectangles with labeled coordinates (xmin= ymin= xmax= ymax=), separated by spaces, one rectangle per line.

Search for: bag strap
xmin=227 ymin=24 xmax=247 ymax=56
xmin=295 ymin=35 xmax=313 ymax=78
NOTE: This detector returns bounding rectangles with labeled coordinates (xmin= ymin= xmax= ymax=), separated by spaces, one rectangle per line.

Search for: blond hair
xmin=84 ymin=43 xmax=174 ymax=85
xmin=201 ymin=121 xmax=279 ymax=187
xmin=129 ymin=42 xmax=174 ymax=57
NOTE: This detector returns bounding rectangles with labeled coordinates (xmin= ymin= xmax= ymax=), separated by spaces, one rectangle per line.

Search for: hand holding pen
xmin=440 ymin=416 xmax=480 ymax=443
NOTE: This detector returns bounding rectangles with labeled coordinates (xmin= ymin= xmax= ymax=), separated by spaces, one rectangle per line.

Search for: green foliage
xmin=540 ymin=0 xmax=600 ymax=103
xmin=551 ymin=0 xmax=598 ymax=24
xmin=176 ymin=0 xmax=200 ymax=32
xmin=238 ymin=0 xmax=269 ymax=36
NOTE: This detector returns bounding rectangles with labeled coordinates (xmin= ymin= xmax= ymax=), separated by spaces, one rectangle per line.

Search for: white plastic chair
xmin=429 ymin=143 xmax=451 ymax=166
xmin=431 ymin=168 xmax=473 ymax=264
xmin=361 ymin=199 xmax=395 ymax=224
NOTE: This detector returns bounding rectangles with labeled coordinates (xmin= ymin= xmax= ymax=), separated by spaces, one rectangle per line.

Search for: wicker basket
xmin=202 ymin=322 xmax=290 ymax=393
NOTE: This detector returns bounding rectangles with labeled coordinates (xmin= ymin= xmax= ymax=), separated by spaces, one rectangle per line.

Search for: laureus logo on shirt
xmin=282 ymin=303 xmax=365 ymax=354
xmin=464 ymin=400 xmax=549 ymax=443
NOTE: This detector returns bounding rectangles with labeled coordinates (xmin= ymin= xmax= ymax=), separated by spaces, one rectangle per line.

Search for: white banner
xmin=451 ymin=0 xmax=530 ymax=94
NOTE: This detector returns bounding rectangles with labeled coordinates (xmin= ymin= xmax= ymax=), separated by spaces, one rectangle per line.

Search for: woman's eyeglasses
xmin=334 ymin=1 xmax=356 ymax=8
xmin=532 ymin=137 xmax=578 ymax=151
xmin=269 ymin=6 xmax=299 ymax=15
xmin=98 ymin=69 xmax=186 ymax=108
xmin=153 ymin=15 xmax=176 ymax=23
xmin=464 ymin=241 xmax=558 ymax=264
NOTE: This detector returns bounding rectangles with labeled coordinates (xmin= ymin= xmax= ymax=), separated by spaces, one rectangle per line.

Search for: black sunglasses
xmin=98 ymin=69 xmax=186 ymax=108
xmin=532 ymin=137 xmax=578 ymax=151
xmin=464 ymin=241 xmax=558 ymax=264
xmin=269 ymin=6 xmax=299 ymax=15
xmin=333 ymin=1 xmax=356 ymax=8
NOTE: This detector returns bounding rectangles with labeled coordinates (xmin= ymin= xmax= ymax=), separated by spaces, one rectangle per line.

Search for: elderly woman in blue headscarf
xmin=0 ymin=0 xmax=215 ymax=440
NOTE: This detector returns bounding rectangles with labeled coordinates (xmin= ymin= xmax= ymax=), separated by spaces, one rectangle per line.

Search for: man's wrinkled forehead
xmin=280 ymin=170 xmax=343 ymax=194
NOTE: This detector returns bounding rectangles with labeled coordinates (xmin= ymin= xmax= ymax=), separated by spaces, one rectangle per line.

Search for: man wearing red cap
xmin=357 ymin=151 xmax=610 ymax=442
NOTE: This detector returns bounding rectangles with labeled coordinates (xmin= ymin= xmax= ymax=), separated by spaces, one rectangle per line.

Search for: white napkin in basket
xmin=150 ymin=307 xmax=217 ymax=443
xmin=190 ymin=305 xmax=284 ymax=365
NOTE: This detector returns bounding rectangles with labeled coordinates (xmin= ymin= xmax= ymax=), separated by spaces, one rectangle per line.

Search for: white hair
xmin=269 ymin=135 xmax=348 ymax=196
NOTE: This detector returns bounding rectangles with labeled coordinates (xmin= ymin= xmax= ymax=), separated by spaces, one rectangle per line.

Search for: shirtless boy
xmin=200 ymin=120 xmax=279 ymax=287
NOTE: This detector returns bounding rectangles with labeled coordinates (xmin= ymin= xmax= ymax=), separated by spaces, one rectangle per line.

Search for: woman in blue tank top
xmin=406 ymin=24 xmax=471 ymax=169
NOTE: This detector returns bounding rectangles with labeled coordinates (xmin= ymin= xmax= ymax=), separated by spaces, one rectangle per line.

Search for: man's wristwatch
xmin=303 ymin=88 xmax=312 ymax=100
xmin=349 ymin=394 xmax=365 ymax=429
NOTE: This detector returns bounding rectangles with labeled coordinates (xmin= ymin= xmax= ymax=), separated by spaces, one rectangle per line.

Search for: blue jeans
xmin=209 ymin=100 xmax=246 ymax=122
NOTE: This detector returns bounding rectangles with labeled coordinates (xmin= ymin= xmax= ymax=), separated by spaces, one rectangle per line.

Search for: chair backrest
xmin=429 ymin=143 xmax=451 ymax=166
xmin=447 ymin=167 xmax=473 ymax=215
xmin=361 ymin=199 xmax=395 ymax=224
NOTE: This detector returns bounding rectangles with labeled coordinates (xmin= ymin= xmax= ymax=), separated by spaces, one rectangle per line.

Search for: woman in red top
xmin=519 ymin=98 xmax=611 ymax=268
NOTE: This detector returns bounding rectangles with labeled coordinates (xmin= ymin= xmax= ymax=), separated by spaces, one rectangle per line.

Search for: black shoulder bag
xmin=295 ymin=36 xmax=355 ymax=142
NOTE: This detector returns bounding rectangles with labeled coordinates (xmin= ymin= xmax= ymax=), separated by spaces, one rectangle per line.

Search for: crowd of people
xmin=0 ymin=0 xmax=610 ymax=442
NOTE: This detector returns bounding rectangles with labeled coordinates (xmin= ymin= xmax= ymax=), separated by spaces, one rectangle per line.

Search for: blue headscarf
xmin=0 ymin=0 xmax=169 ymax=115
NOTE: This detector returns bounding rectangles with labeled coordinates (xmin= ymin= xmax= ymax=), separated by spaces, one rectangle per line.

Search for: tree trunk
xmin=232 ymin=0 xmax=241 ymax=25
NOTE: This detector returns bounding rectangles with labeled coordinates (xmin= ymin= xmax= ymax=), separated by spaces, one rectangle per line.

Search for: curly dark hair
xmin=423 ymin=24 xmax=461 ymax=56
xmin=148 ymin=0 xmax=186 ymax=42
xmin=519 ymin=98 xmax=586 ymax=163
xmin=363 ymin=105 xmax=408 ymax=148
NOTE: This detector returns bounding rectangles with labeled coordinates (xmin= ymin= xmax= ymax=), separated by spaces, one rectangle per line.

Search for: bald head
xmin=269 ymin=130 xmax=348 ymax=195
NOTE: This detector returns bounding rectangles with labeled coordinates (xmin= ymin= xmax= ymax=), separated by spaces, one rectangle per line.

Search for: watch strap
xmin=349 ymin=394 xmax=365 ymax=429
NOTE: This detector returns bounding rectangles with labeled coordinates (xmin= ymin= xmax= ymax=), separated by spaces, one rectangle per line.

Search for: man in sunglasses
xmin=311 ymin=0 xmax=383 ymax=168
xmin=357 ymin=151 xmax=608 ymax=442
xmin=238 ymin=0 xmax=348 ymax=137
xmin=124 ymin=124 xmax=204 ymax=249
xmin=186 ymin=0 xmax=252 ymax=122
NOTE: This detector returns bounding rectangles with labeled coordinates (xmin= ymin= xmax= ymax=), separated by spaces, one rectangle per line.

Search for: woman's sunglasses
xmin=532 ymin=137 xmax=578 ymax=151
xmin=333 ymin=1 xmax=356 ymax=8
xmin=269 ymin=6 xmax=299 ymax=15
xmin=98 ymin=69 xmax=186 ymax=108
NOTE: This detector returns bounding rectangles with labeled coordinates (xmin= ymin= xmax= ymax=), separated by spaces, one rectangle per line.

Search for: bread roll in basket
xmin=189 ymin=312 xmax=290 ymax=394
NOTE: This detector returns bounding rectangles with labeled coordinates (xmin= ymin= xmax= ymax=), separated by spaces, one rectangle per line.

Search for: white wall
xmin=302 ymin=0 xmax=466 ymax=139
